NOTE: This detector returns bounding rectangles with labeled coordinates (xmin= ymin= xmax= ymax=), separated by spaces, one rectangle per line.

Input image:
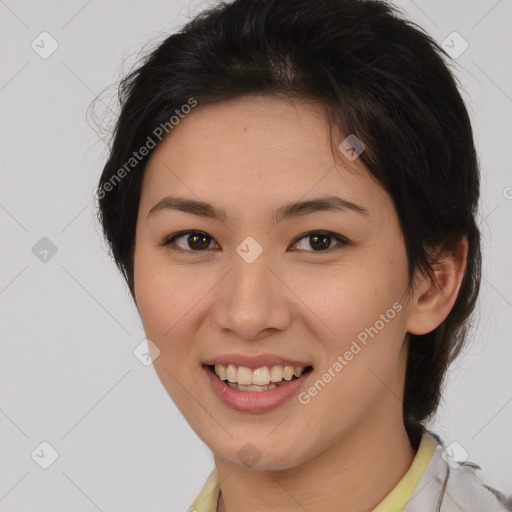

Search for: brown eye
xmin=161 ymin=229 xmax=349 ymax=255
xmin=291 ymin=231 xmax=349 ymax=252
xmin=163 ymin=231 xmax=218 ymax=252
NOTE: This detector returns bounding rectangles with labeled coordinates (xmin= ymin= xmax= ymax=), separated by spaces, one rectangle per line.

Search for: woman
xmin=95 ymin=0 xmax=511 ymax=510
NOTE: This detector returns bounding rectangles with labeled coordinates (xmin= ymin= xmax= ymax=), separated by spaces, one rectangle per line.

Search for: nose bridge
xmin=213 ymin=240 xmax=289 ymax=338
xmin=229 ymin=242 xmax=274 ymax=310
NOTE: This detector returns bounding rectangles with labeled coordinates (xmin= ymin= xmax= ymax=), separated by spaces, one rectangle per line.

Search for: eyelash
xmin=160 ymin=230 xmax=350 ymax=255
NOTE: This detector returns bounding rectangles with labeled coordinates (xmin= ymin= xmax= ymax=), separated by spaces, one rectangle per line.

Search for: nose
xmin=211 ymin=249 xmax=292 ymax=340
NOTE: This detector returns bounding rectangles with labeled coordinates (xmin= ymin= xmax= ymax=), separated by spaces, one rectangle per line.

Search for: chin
xmin=211 ymin=437 xmax=309 ymax=472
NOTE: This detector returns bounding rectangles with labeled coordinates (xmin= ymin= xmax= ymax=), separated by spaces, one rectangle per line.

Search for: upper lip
xmin=203 ymin=354 xmax=313 ymax=370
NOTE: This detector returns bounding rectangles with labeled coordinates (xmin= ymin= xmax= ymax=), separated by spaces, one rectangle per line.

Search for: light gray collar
xmin=404 ymin=430 xmax=511 ymax=512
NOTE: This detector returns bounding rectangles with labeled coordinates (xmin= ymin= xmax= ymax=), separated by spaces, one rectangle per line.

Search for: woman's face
xmin=133 ymin=95 xmax=416 ymax=470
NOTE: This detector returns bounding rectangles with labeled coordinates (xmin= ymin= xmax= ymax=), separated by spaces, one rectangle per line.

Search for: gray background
xmin=0 ymin=0 xmax=511 ymax=510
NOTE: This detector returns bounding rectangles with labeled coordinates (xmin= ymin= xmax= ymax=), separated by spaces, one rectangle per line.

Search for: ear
xmin=405 ymin=236 xmax=468 ymax=336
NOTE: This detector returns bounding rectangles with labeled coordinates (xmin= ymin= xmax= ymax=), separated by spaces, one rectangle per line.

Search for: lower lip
xmin=203 ymin=365 xmax=313 ymax=413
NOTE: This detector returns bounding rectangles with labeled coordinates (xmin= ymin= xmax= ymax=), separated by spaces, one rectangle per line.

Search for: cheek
xmin=133 ymin=256 xmax=203 ymax=405
xmin=133 ymin=245 xmax=197 ymax=357
xmin=296 ymin=247 xmax=409 ymax=407
xmin=295 ymin=266 xmax=408 ymax=442
xmin=298 ymin=250 xmax=408 ymax=340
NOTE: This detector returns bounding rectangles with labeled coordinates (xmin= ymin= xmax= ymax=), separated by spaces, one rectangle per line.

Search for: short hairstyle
xmin=95 ymin=0 xmax=482 ymax=430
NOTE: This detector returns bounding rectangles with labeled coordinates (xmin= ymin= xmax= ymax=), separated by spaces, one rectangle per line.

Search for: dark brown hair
xmin=94 ymin=0 xmax=482 ymax=429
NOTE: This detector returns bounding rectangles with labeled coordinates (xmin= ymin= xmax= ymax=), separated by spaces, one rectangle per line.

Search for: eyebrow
xmin=147 ymin=195 xmax=369 ymax=223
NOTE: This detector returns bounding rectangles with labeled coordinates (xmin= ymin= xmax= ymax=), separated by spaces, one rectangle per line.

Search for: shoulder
xmin=405 ymin=429 xmax=512 ymax=512
xmin=441 ymin=457 xmax=512 ymax=512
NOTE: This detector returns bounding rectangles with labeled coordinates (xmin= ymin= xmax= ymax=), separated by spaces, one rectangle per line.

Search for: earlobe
xmin=406 ymin=236 xmax=468 ymax=336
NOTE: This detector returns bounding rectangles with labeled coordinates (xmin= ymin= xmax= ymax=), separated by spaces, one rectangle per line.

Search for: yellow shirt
xmin=188 ymin=429 xmax=438 ymax=512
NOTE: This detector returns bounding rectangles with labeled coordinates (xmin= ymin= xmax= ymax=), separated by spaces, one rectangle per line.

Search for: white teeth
xmin=252 ymin=366 xmax=270 ymax=385
xmin=217 ymin=365 xmax=227 ymax=381
xmin=228 ymin=382 xmax=277 ymax=391
xmin=283 ymin=366 xmax=295 ymax=381
xmin=226 ymin=364 xmax=237 ymax=383
xmin=293 ymin=366 xmax=304 ymax=378
xmin=270 ymin=365 xmax=283 ymax=382
xmin=237 ymin=366 xmax=253 ymax=385
xmin=213 ymin=363 xmax=308 ymax=385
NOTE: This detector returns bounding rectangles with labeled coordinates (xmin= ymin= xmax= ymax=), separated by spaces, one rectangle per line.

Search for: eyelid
xmin=291 ymin=230 xmax=350 ymax=251
xmin=161 ymin=230 xmax=220 ymax=254
xmin=161 ymin=230 xmax=350 ymax=253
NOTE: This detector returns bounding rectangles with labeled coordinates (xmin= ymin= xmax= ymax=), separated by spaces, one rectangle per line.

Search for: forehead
xmin=148 ymin=95 xmax=335 ymax=169
xmin=139 ymin=95 xmax=390 ymax=219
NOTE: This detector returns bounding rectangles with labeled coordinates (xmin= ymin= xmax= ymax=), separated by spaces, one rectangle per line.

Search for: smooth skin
xmin=133 ymin=94 xmax=468 ymax=512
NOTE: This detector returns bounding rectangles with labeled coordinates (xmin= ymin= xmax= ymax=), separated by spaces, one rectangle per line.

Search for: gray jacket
xmin=403 ymin=430 xmax=511 ymax=512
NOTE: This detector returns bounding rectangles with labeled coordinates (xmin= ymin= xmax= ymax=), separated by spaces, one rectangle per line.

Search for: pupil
xmin=310 ymin=233 xmax=331 ymax=250
xmin=189 ymin=233 xmax=210 ymax=250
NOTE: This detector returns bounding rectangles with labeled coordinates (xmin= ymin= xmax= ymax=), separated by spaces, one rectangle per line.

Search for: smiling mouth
xmin=205 ymin=364 xmax=314 ymax=391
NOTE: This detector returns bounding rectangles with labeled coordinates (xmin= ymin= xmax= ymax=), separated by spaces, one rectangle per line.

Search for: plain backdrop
xmin=0 ymin=0 xmax=511 ymax=510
